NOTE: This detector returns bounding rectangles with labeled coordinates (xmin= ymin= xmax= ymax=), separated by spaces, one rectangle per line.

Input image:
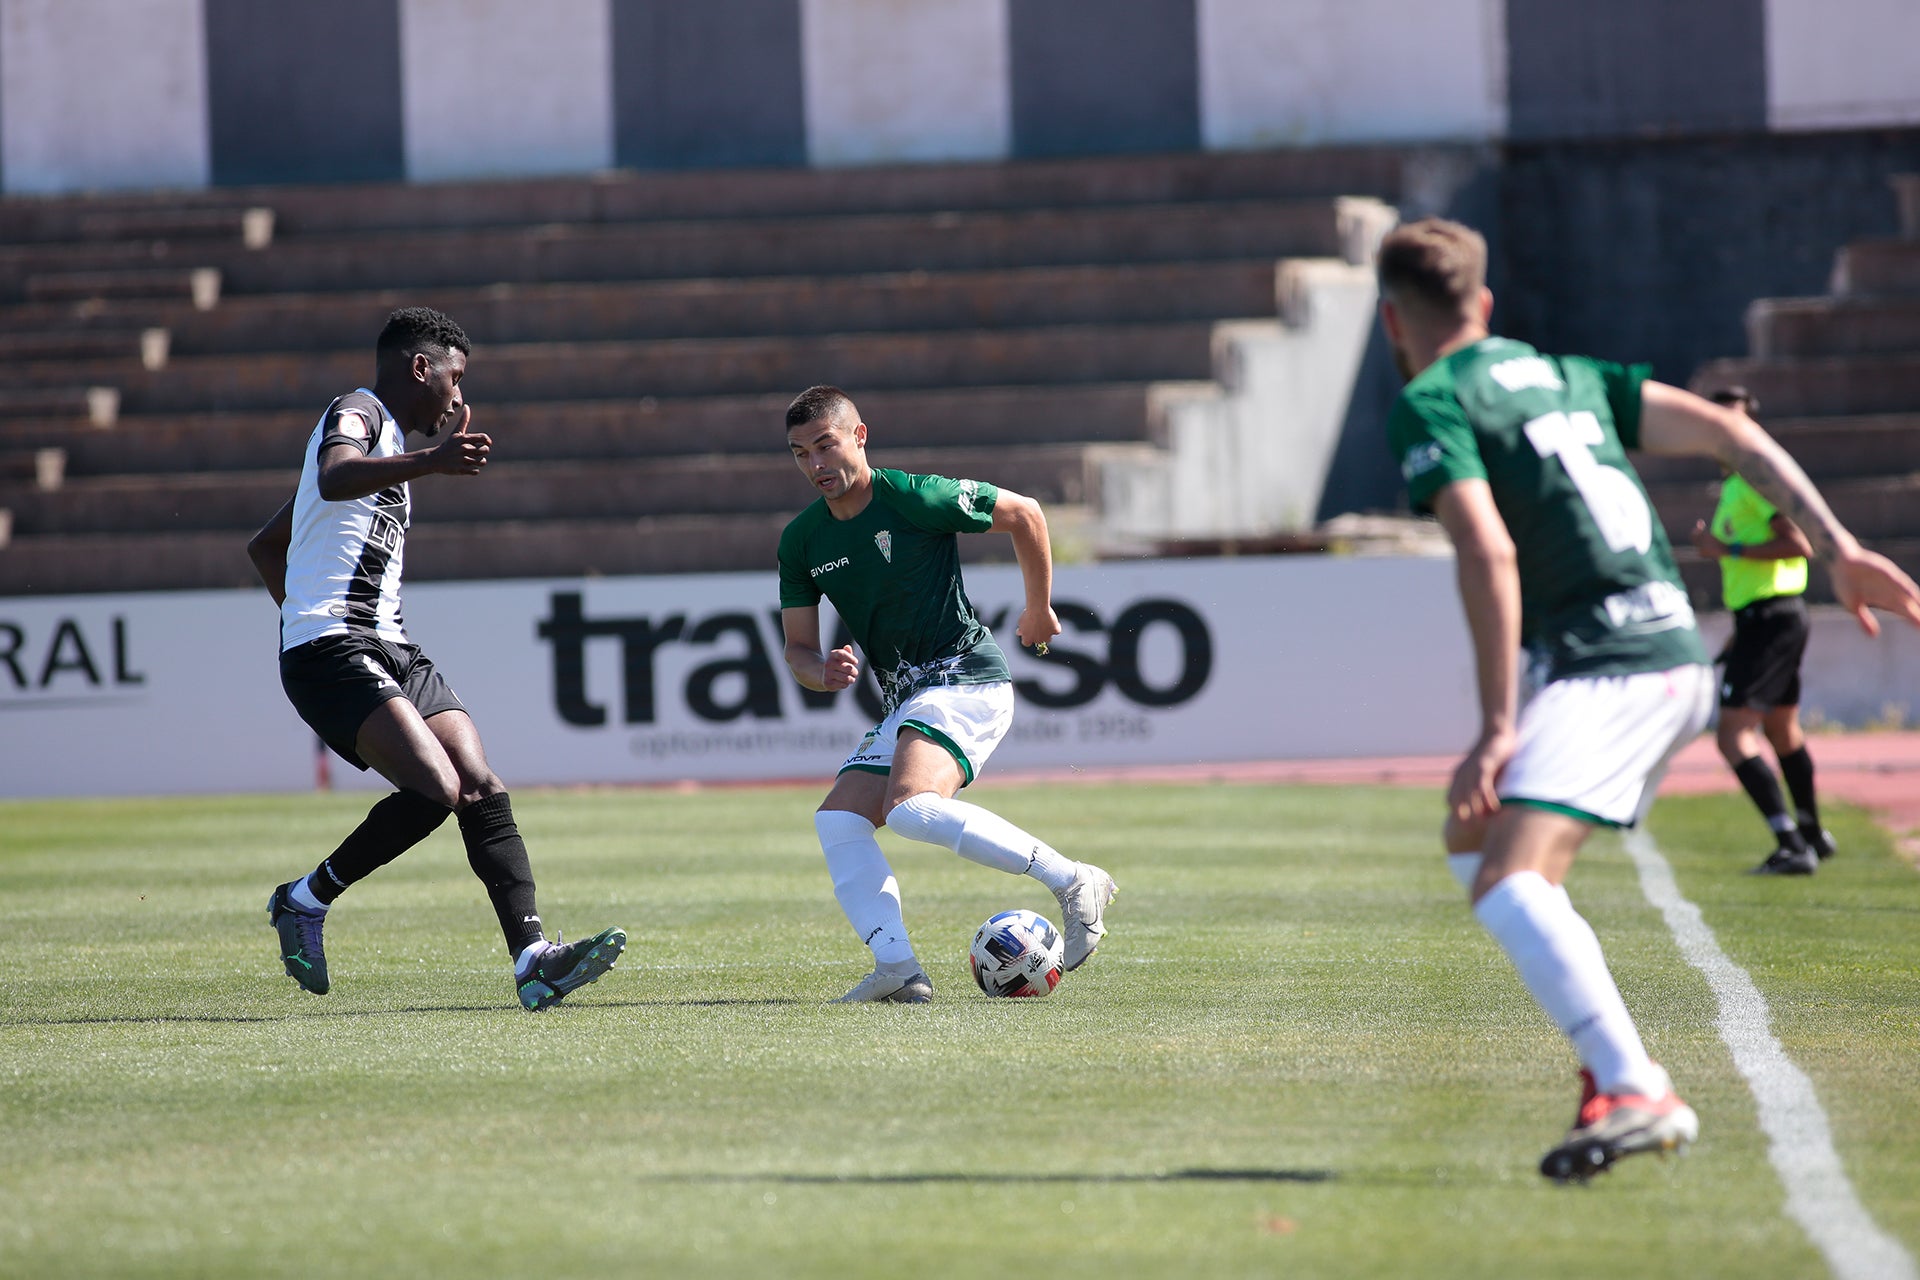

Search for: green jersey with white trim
xmin=1387 ymin=336 xmax=1708 ymax=680
xmin=778 ymin=467 xmax=1010 ymax=712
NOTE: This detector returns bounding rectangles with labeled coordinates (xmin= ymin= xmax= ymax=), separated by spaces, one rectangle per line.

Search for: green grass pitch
xmin=3 ymin=781 xmax=1917 ymax=1278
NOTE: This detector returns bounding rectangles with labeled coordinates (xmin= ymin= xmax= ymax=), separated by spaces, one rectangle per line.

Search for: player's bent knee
xmin=885 ymin=792 xmax=965 ymax=850
xmin=1443 ymin=811 xmax=1485 ymax=854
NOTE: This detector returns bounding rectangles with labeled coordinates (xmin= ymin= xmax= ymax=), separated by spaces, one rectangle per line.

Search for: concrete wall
xmin=0 ymin=0 xmax=208 ymax=194
xmin=5 ymin=0 xmax=1920 ymax=189
xmin=401 ymin=0 xmax=613 ymax=182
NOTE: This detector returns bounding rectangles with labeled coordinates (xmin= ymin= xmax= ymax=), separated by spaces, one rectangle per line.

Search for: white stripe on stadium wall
xmin=1765 ymin=0 xmax=1920 ymax=131
xmin=1195 ymin=0 xmax=1507 ymax=148
xmin=800 ymin=0 xmax=1010 ymax=167
xmin=399 ymin=0 xmax=614 ymax=183
xmin=1626 ymin=830 xmax=1919 ymax=1280
xmin=0 ymin=0 xmax=209 ymax=194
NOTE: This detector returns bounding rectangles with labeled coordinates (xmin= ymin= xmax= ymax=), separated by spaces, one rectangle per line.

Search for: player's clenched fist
xmin=818 ymin=644 xmax=860 ymax=691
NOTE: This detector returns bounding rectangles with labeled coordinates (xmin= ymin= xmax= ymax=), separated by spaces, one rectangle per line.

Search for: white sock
xmin=1446 ymin=853 xmax=1481 ymax=893
xmin=1472 ymin=871 xmax=1667 ymax=1098
xmin=514 ymin=938 xmax=549 ymax=978
xmin=290 ymin=876 xmax=327 ymax=914
xmin=886 ymin=792 xmax=1078 ymax=892
xmin=816 ymin=810 xmax=915 ymax=966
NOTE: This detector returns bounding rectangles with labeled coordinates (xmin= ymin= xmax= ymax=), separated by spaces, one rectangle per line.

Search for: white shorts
xmin=839 ymin=681 xmax=1015 ymax=787
xmin=1498 ymin=663 xmax=1715 ymax=828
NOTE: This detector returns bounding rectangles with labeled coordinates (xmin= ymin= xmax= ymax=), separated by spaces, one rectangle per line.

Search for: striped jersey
xmin=280 ymin=389 xmax=412 ymax=650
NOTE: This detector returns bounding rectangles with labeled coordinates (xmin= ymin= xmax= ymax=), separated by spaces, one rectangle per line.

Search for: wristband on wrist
xmin=1728 ymin=542 xmax=1745 ymax=558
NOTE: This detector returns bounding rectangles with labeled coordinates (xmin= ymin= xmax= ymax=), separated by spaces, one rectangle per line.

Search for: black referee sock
xmin=456 ymin=791 xmax=545 ymax=957
xmin=1778 ymin=746 xmax=1820 ymax=830
xmin=307 ymin=789 xmax=452 ymax=905
xmin=1732 ymin=756 xmax=1806 ymax=852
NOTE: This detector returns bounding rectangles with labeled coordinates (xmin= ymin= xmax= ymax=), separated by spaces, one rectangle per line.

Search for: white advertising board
xmin=0 ymin=556 xmax=1478 ymax=799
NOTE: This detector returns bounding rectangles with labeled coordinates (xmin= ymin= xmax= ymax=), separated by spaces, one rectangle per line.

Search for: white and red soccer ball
xmin=968 ymin=908 xmax=1065 ymax=998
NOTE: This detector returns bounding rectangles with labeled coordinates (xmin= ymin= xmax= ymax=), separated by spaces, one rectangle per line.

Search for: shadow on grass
xmin=7 ymin=996 xmax=815 ymax=1027
xmin=634 ymin=1169 xmax=1338 ymax=1185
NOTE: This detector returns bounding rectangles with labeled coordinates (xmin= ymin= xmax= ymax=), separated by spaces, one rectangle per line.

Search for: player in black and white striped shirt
xmin=247 ymin=307 xmax=626 ymax=1010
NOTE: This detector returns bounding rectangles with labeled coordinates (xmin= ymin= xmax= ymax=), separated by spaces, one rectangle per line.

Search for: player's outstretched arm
xmin=782 ymin=605 xmax=860 ymax=692
xmin=1641 ymin=382 xmax=1920 ymax=634
xmin=988 ymin=488 xmax=1061 ymax=650
xmin=247 ymin=495 xmax=295 ymax=607
xmin=316 ymin=406 xmax=491 ymax=503
xmin=1433 ymin=479 xmax=1522 ymax=823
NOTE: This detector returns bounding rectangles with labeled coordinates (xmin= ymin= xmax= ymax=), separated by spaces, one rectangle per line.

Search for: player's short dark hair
xmin=785 ymin=385 xmax=857 ymax=430
xmin=1709 ymin=385 xmax=1758 ymax=414
xmin=376 ymin=307 xmax=470 ymax=363
xmin=1378 ymin=218 xmax=1487 ymax=318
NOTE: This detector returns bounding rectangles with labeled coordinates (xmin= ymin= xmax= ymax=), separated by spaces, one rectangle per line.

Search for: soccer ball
xmin=968 ymin=908 xmax=1065 ymax=998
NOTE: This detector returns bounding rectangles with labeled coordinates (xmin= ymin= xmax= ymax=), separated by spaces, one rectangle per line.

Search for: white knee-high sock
xmin=815 ymin=810 xmax=915 ymax=966
xmin=1447 ymin=852 xmax=1482 ymax=893
xmin=885 ymin=792 xmax=1078 ymax=892
xmin=1472 ymin=871 xmax=1666 ymax=1098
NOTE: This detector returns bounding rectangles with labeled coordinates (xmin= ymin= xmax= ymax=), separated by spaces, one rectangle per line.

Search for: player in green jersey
xmin=777 ymin=385 xmax=1117 ymax=1003
xmin=1690 ymin=387 xmax=1830 ymax=876
xmin=1378 ymin=218 xmax=1920 ymax=1181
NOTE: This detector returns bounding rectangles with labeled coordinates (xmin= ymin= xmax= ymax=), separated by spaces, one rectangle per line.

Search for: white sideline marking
xmin=1623 ymin=829 xmax=1917 ymax=1280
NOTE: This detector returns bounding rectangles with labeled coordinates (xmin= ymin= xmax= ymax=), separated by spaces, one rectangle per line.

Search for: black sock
xmin=1778 ymin=746 xmax=1820 ymax=830
xmin=1732 ymin=756 xmax=1806 ymax=852
xmin=307 ymin=789 xmax=451 ymax=905
xmin=457 ymin=791 xmax=544 ymax=957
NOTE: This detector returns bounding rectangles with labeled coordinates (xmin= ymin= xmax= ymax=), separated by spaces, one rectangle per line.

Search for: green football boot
xmin=517 ymin=927 xmax=627 ymax=1010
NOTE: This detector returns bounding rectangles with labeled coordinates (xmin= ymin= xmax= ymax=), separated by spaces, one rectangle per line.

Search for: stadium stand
xmin=0 ymin=149 xmax=1411 ymax=596
xmin=1651 ymin=174 xmax=1920 ymax=606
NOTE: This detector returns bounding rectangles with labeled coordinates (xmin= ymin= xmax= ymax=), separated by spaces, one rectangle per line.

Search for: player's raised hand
xmin=1829 ymin=545 xmax=1920 ymax=637
xmin=430 ymin=406 xmax=489 ymax=476
xmin=819 ymin=644 xmax=860 ymax=691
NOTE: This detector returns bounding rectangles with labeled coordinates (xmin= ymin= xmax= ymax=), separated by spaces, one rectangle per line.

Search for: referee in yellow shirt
xmin=1690 ymin=387 xmax=1835 ymax=875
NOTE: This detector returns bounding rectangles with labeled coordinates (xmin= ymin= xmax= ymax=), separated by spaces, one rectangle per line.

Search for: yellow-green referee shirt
xmin=1710 ymin=474 xmax=1808 ymax=610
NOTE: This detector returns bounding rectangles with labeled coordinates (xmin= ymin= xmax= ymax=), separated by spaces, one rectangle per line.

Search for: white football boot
xmin=834 ymin=962 xmax=933 ymax=1004
xmin=1054 ymin=862 xmax=1117 ymax=971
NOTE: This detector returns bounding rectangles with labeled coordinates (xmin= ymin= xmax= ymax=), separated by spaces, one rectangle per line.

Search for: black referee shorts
xmin=1718 ymin=594 xmax=1809 ymax=711
xmin=280 ymin=632 xmax=466 ymax=769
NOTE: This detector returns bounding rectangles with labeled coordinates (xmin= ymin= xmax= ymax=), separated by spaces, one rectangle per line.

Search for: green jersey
xmin=778 ymin=467 xmax=1010 ymax=712
xmin=1387 ymin=336 xmax=1708 ymax=680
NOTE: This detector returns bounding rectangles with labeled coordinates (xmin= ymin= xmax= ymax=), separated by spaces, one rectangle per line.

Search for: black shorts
xmin=280 ymin=633 xmax=465 ymax=770
xmin=1718 ymin=595 xmax=1809 ymax=710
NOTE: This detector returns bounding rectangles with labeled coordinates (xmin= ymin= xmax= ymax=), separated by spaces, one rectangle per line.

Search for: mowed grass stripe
xmin=1 ymin=783 xmax=1914 ymax=1278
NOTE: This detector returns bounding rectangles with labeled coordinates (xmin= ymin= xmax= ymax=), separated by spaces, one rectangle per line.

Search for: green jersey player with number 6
xmin=777 ymin=385 xmax=1116 ymax=1003
xmin=1377 ymin=219 xmax=1920 ymax=1181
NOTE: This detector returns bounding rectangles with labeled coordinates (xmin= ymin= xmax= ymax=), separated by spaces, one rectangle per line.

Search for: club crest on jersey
xmin=874 ymin=530 xmax=893 ymax=563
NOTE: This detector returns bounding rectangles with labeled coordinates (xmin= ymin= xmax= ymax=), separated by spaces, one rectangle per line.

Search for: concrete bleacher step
xmin=46 ymin=384 xmax=1157 ymax=476
xmin=158 ymin=260 xmax=1280 ymax=354
xmin=1831 ymin=239 xmax=1920 ymax=298
xmin=203 ymin=200 xmax=1348 ymax=296
xmin=0 ymin=385 xmax=117 ymax=425
xmin=0 ymin=204 xmax=272 ymax=246
xmin=22 ymin=266 xmax=220 ymax=308
xmin=1691 ymin=353 xmax=1920 ymax=418
xmin=7 ymin=146 xmax=1401 ymax=237
xmin=0 ymin=296 xmax=189 ymax=336
xmin=4 ymin=445 xmax=1097 ymax=536
xmin=108 ymin=325 xmax=1215 ymax=413
xmin=0 ymin=327 xmax=168 ymax=368
xmin=1747 ymin=296 xmax=1920 ymax=358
